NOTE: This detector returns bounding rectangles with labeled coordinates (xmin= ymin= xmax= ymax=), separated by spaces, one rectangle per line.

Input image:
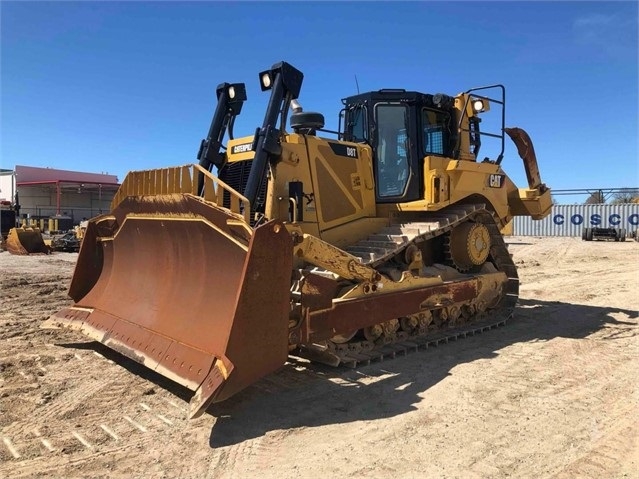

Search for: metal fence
xmin=513 ymin=204 xmax=639 ymax=237
xmin=18 ymin=207 xmax=106 ymax=225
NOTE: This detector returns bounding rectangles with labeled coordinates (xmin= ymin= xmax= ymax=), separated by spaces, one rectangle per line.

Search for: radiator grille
xmin=218 ymin=160 xmax=267 ymax=218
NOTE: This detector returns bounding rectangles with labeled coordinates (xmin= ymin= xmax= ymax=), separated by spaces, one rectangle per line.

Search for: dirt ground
xmin=0 ymin=236 xmax=637 ymax=479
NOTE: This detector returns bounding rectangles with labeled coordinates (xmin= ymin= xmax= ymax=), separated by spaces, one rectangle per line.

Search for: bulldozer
xmin=49 ymin=61 xmax=551 ymax=418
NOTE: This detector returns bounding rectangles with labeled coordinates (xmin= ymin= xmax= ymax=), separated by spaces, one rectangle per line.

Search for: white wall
xmin=17 ymin=186 xmax=115 ymax=222
xmin=0 ymin=172 xmax=15 ymax=202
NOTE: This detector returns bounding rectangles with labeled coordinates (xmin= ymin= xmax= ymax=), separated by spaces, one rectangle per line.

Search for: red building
xmin=12 ymin=165 xmax=120 ymax=224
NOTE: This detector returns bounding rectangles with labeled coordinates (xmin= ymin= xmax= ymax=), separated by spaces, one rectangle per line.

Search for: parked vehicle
xmin=51 ymin=232 xmax=80 ymax=252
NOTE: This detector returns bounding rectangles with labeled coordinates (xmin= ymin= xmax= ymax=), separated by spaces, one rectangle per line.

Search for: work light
xmin=260 ymin=72 xmax=272 ymax=90
xmin=472 ymin=99 xmax=485 ymax=113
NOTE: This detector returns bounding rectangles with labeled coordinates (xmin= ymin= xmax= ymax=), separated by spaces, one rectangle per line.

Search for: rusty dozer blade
xmin=6 ymin=227 xmax=50 ymax=255
xmin=49 ymin=194 xmax=293 ymax=418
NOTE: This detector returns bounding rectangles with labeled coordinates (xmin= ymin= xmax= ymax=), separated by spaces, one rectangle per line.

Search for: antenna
xmin=354 ymin=74 xmax=360 ymax=94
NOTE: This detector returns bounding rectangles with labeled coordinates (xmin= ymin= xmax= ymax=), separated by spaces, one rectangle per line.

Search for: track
xmin=296 ymin=204 xmax=519 ymax=367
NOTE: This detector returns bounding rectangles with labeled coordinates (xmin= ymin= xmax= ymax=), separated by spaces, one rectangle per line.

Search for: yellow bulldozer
xmin=50 ymin=61 xmax=551 ymax=418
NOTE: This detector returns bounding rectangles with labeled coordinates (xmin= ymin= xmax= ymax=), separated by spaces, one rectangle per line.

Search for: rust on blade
xmin=50 ymin=194 xmax=293 ymax=416
xmin=68 ymin=216 xmax=117 ymax=302
xmin=199 ymin=220 xmax=293 ymax=406
xmin=189 ymin=357 xmax=233 ymax=419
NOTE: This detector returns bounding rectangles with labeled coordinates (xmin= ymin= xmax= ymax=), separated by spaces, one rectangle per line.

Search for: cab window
xmin=347 ymin=106 xmax=367 ymax=143
xmin=375 ymin=104 xmax=410 ymax=198
xmin=422 ymin=108 xmax=451 ymax=156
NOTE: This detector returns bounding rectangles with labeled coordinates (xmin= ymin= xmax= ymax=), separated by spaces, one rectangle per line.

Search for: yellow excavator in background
xmin=50 ymin=61 xmax=551 ymax=418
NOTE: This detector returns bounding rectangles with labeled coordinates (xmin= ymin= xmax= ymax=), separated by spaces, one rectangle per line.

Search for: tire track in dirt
xmin=0 ymin=345 xmax=194 ymax=477
xmin=415 ymin=306 xmax=639 ymax=479
xmin=202 ymin=363 xmax=357 ymax=478
xmin=3 ymin=253 xmax=200 ymax=476
xmin=1 ymin=433 xmax=161 ymax=479
xmin=550 ymin=419 xmax=638 ymax=478
xmin=0 ymin=392 xmax=188 ymax=478
xmin=206 ymin=437 xmax=266 ymax=479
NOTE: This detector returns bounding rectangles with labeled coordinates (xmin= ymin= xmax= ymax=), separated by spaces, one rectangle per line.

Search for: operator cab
xmin=341 ymin=90 xmax=459 ymax=203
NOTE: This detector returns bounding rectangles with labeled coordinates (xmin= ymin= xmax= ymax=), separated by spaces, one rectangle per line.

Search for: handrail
xmin=111 ymin=164 xmax=251 ymax=224
xmin=455 ymin=84 xmax=506 ymax=164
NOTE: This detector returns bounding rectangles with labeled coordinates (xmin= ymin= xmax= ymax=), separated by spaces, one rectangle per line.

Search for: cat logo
xmin=231 ymin=142 xmax=253 ymax=154
xmin=488 ymin=174 xmax=505 ymax=188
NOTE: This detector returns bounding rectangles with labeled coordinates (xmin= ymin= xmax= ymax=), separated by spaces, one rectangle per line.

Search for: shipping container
xmin=513 ymin=204 xmax=639 ymax=237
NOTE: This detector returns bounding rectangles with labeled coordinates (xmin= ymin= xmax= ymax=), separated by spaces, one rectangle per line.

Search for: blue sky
xmin=2 ymin=1 xmax=637 ymax=202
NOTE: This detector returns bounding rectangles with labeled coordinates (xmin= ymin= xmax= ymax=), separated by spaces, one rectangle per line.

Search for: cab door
xmin=373 ymin=103 xmax=420 ymax=203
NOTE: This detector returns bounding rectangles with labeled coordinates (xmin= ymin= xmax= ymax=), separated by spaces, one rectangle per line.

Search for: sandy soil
xmin=0 ymin=236 xmax=637 ymax=479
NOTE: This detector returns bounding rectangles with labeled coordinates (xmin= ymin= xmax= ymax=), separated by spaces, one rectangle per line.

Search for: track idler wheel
xmin=401 ymin=310 xmax=435 ymax=333
xmin=446 ymin=305 xmax=461 ymax=326
xmin=433 ymin=308 xmax=448 ymax=327
xmin=364 ymin=324 xmax=383 ymax=341
xmin=381 ymin=319 xmax=399 ymax=343
xmin=400 ymin=311 xmax=434 ymax=334
xmin=400 ymin=316 xmax=418 ymax=333
xmin=364 ymin=319 xmax=400 ymax=343
xmin=460 ymin=304 xmax=476 ymax=321
xmin=331 ymin=330 xmax=358 ymax=344
xmin=448 ymin=222 xmax=491 ymax=272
